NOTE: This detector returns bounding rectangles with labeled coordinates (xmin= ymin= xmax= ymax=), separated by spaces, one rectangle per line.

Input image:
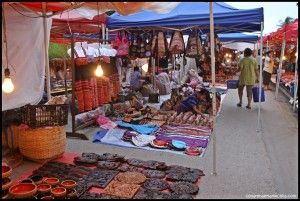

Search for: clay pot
xmin=9 ymin=183 xmax=37 ymax=199
xmin=51 ymin=187 xmax=66 ymax=198
xmin=61 ymin=180 xmax=77 ymax=189
xmin=43 ymin=178 xmax=59 ymax=186
xmin=37 ymin=184 xmax=51 ymax=195
xmin=2 ymin=166 xmax=12 ymax=178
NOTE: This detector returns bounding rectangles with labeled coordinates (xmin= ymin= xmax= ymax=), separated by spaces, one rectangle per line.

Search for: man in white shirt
xmin=262 ymin=51 xmax=275 ymax=90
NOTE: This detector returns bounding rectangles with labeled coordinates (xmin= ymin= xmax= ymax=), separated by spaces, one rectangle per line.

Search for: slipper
xmin=237 ymin=103 xmax=242 ymax=107
xmin=246 ymin=106 xmax=251 ymax=110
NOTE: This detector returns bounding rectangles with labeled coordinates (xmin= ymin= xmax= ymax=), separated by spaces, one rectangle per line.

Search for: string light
xmin=95 ymin=2 xmax=103 ymax=77
xmin=95 ymin=64 xmax=103 ymax=77
xmin=2 ymin=5 xmax=15 ymax=94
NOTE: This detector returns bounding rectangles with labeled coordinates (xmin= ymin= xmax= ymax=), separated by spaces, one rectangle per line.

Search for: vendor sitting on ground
xmin=176 ymin=86 xmax=208 ymax=115
xmin=182 ymin=69 xmax=203 ymax=89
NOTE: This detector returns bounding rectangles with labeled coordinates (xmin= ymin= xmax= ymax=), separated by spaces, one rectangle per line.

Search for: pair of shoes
xmin=246 ymin=105 xmax=251 ymax=110
xmin=237 ymin=103 xmax=242 ymax=107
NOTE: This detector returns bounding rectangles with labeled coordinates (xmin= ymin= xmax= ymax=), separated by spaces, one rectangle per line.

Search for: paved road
xmin=8 ymin=88 xmax=298 ymax=199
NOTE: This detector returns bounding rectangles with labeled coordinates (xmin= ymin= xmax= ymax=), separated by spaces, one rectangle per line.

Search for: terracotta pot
xmin=2 ymin=177 xmax=12 ymax=191
xmin=43 ymin=178 xmax=59 ymax=186
xmin=37 ymin=184 xmax=51 ymax=195
xmin=2 ymin=166 xmax=12 ymax=178
xmin=9 ymin=183 xmax=37 ymax=199
xmin=61 ymin=180 xmax=77 ymax=189
xmin=51 ymin=187 xmax=66 ymax=198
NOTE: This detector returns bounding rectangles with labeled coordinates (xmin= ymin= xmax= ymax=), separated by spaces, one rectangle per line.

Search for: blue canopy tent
xmin=107 ymin=2 xmax=263 ymax=33
xmin=218 ymin=33 xmax=258 ymax=43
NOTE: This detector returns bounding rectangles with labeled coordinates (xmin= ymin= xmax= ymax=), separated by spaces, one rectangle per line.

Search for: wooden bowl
xmin=43 ymin=178 xmax=59 ymax=186
xmin=37 ymin=184 xmax=51 ymax=194
xmin=2 ymin=178 xmax=12 ymax=191
xmin=30 ymin=175 xmax=44 ymax=185
xmin=2 ymin=166 xmax=12 ymax=178
xmin=9 ymin=183 xmax=37 ymax=198
xmin=51 ymin=187 xmax=66 ymax=198
xmin=61 ymin=180 xmax=77 ymax=189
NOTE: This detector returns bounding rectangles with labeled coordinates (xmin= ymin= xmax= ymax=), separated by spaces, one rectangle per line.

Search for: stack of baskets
xmin=18 ymin=104 xmax=68 ymax=162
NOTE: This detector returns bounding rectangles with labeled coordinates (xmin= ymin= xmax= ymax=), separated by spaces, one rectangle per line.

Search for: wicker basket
xmin=2 ymin=125 xmax=20 ymax=149
xmin=21 ymin=104 xmax=69 ymax=128
xmin=18 ymin=126 xmax=66 ymax=162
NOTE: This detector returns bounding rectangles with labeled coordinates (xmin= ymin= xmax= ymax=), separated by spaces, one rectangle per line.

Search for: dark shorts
xmin=263 ymin=71 xmax=272 ymax=85
xmin=238 ymin=85 xmax=253 ymax=98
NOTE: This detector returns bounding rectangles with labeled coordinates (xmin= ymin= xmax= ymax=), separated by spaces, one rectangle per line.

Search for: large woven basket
xmin=18 ymin=126 xmax=66 ymax=162
xmin=2 ymin=125 xmax=20 ymax=149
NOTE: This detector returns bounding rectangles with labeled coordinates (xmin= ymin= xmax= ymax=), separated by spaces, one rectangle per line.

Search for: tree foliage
xmin=48 ymin=42 xmax=70 ymax=59
xmin=277 ymin=16 xmax=294 ymax=28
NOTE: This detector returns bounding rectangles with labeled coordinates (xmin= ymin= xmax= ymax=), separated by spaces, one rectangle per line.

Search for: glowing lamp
xmin=95 ymin=64 xmax=103 ymax=77
xmin=141 ymin=63 xmax=148 ymax=73
xmin=282 ymin=56 xmax=286 ymax=60
xmin=2 ymin=68 xmax=14 ymax=93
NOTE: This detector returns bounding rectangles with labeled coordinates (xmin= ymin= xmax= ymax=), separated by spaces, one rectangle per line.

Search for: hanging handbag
xmin=169 ymin=31 xmax=185 ymax=55
xmin=74 ymin=44 xmax=89 ymax=66
xmin=186 ymin=31 xmax=202 ymax=58
xmin=116 ymin=31 xmax=129 ymax=56
xmin=152 ymin=31 xmax=169 ymax=58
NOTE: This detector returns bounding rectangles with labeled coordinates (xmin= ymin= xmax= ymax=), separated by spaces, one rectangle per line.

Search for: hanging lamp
xmin=2 ymin=5 xmax=15 ymax=94
xmin=95 ymin=2 xmax=103 ymax=77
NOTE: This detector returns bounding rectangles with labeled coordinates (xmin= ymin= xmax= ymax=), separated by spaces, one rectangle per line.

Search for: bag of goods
xmin=169 ymin=31 xmax=185 ymax=55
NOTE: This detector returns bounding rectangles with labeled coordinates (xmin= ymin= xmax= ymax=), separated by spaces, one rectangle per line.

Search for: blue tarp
xmin=107 ymin=2 xmax=264 ymax=33
xmin=218 ymin=33 xmax=258 ymax=42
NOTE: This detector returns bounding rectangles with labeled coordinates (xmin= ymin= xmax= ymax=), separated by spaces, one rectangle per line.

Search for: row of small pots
xmin=3 ymin=175 xmax=77 ymax=199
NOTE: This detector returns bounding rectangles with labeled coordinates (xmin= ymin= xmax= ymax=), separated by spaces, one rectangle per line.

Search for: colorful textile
xmin=155 ymin=133 xmax=209 ymax=148
xmin=116 ymin=121 xmax=159 ymax=135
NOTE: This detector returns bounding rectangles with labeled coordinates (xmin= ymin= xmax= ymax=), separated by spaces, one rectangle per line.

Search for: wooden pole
xmin=257 ymin=22 xmax=264 ymax=132
xmin=275 ymin=36 xmax=286 ymax=99
xmin=42 ymin=3 xmax=51 ymax=100
xmin=209 ymin=2 xmax=217 ymax=176
xmin=293 ymin=38 xmax=298 ymax=111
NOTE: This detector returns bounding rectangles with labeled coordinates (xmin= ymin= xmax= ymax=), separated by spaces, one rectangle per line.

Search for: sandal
xmin=237 ymin=103 xmax=242 ymax=107
xmin=246 ymin=105 xmax=251 ymax=110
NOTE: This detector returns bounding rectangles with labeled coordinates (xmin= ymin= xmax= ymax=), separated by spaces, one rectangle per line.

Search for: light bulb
xmin=141 ymin=63 xmax=148 ymax=73
xmin=295 ymin=53 xmax=297 ymax=57
xmin=225 ymin=53 xmax=228 ymax=57
xmin=95 ymin=64 xmax=103 ymax=77
xmin=229 ymin=54 xmax=232 ymax=58
xmin=282 ymin=56 xmax=286 ymax=60
xmin=226 ymin=59 xmax=230 ymax=63
xmin=2 ymin=77 xmax=14 ymax=93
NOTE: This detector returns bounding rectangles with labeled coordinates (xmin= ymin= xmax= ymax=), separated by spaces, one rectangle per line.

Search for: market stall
xmin=260 ymin=19 xmax=298 ymax=111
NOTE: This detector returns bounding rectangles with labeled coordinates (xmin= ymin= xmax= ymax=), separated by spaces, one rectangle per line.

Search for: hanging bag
xmin=116 ymin=31 xmax=129 ymax=56
xmin=186 ymin=32 xmax=202 ymax=58
xmin=169 ymin=31 xmax=185 ymax=55
xmin=152 ymin=31 xmax=169 ymax=58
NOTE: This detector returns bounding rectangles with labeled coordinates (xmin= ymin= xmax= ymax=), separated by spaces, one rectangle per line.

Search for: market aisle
xmin=197 ymin=89 xmax=277 ymax=198
xmin=256 ymin=89 xmax=298 ymax=196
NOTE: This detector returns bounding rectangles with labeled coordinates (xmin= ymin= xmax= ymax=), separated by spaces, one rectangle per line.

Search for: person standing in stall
xmin=262 ymin=51 xmax=275 ymax=91
xmin=237 ymin=48 xmax=259 ymax=109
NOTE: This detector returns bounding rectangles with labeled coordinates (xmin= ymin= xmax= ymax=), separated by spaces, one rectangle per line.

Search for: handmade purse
xmin=169 ymin=31 xmax=185 ymax=55
xmin=186 ymin=32 xmax=203 ymax=58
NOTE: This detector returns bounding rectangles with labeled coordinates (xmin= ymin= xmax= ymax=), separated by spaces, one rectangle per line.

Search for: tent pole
xmin=106 ymin=27 xmax=109 ymax=44
xmin=293 ymin=38 xmax=298 ymax=111
xmin=209 ymin=2 xmax=217 ymax=176
xmin=102 ymin=23 xmax=105 ymax=42
xmin=275 ymin=36 xmax=286 ymax=99
xmin=42 ymin=3 xmax=51 ymax=101
xmin=66 ymin=34 xmax=89 ymax=140
xmin=257 ymin=22 xmax=264 ymax=132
